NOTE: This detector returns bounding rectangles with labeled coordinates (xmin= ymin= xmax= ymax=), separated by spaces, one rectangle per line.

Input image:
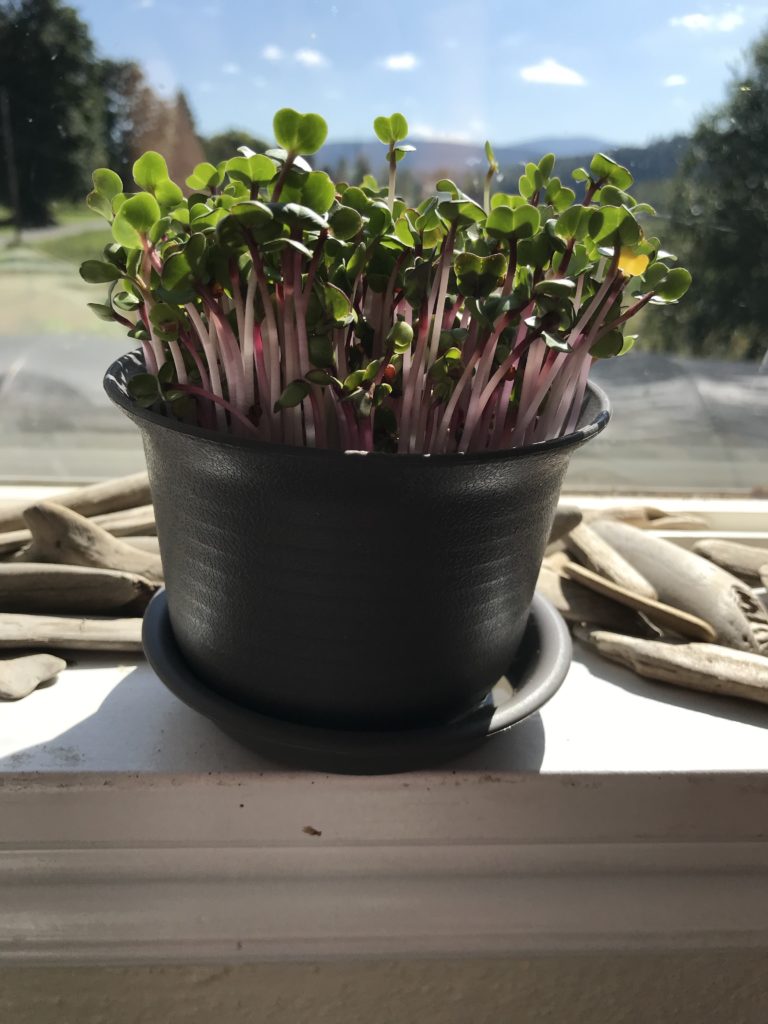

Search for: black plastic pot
xmin=105 ymin=350 xmax=609 ymax=730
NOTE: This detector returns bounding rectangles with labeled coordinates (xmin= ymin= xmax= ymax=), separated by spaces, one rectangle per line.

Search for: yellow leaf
xmin=618 ymin=250 xmax=649 ymax=276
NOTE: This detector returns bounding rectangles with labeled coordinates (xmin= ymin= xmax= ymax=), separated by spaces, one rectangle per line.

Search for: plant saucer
xmin=142 ymin=590 xmax=571 ymax=775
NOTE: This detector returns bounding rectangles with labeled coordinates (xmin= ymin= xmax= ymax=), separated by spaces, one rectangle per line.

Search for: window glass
xmin=0 ymin=0 xmax=766 ymax=490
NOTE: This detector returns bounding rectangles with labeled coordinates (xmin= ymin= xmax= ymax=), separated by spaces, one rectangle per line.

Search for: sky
xmin=71 ymin=0 xmax=768 ymax=146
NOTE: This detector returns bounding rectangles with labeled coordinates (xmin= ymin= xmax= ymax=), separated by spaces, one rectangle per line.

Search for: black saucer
xmin=142 ymin=590 xmax=571 ymax=774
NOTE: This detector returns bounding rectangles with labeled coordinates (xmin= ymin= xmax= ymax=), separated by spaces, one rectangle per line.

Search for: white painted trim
xmin=571 ymin=496 xmax=768 ymax=535
xmin=2 ymin=774 xmax=768 ymax=964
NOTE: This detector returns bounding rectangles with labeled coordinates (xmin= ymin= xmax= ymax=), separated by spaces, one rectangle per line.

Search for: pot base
xmin=142 ymin=590 xmax=571 ymax=774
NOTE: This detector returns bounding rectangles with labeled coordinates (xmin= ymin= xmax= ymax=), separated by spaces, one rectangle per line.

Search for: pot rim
xmin=104 ymin=348 xmax=610 ymax=465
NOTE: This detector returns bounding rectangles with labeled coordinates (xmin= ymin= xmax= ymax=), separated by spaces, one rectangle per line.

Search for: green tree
xmin=98 ymin=59 xmax=145 ymax=187
xmin=662 ymin=32 xmax=768 ymax=360
xmin=99 ymin=62 xmax=205 ymax=189
xmin=202 ymin=129 xmax=268 ymax=166
xmin=0 ymin=0 xmax=106 ymax=225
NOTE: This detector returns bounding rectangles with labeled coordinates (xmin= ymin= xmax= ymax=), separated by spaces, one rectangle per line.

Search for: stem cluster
xmin=81 ymin=109 xmax=691 ymax=455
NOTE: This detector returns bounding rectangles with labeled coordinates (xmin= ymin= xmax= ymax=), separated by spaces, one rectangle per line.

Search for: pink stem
xmin=141 ymin=340 xmax=158 ymax=375
xmin=563 ymin=350 xmax=593 ymax=435
xmin=459 ymin=313 xmax=514 ymax=453
xmin=200 ymin=290 xmax=246 ymax=412
xmin=168 ymin=339 xmax=188 ymax=385
xmin=252 ymin=323 xmax=271 ymax=440
xmin=469 ymin=390 xmax=497 ymax=452
xmin=172 ymin=384 xmax=258 ymax=435
xmin=491 ymin=379 xmax=515 ymax=449
xmin=433 ymin=349 xmax=482 ymax=454
xmin=398 ymin=297 xmax=430 ymax=453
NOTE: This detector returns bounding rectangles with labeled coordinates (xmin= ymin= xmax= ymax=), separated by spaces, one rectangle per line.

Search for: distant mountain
xmin=317 ymin=136 xmax=613 ymax=181
xmin=599 ymin=135 xmax=690 ymax=182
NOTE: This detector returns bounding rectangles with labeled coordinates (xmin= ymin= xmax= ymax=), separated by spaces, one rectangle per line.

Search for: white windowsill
xmin=1 ymin=493 xmax=767 ymax=965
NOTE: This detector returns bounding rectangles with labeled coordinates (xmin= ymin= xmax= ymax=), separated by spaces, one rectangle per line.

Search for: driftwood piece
xmin=565 ymin=522 xmax=657 ymax=599
xmin=0 ymin=563 xmax=155 ymax=615
xmin=20 ymin=502 xmax=163 ymax=584
xmin=121 ymin=535 xmax=160 ymax=554
xmin=0 ymin=614 xmax=142 ymax=651
xmin=542 ymin=550 xmax=571 ymax=574
xmin=563 ymin=560 xmax=717 ymax=642
xmin=537 ymin=566 xmax=655 ymax=635
xmin=582 ymin=508 xmax=706 ymax=530
xmin=1 ymin=505 xmax=158 ymax=559
xmin=91 ymin=504 xmax=156 ymax=537
xmin=583 ymin=506 xmax=667 ymax=528
xmin=642 ymin=514 xmax=709 ymax=531
xmin=590 ymin=519 xmax=768 ymax=655
xmin=575 ymin=627 xmax=768 ymax=707
xmin=0 ymin=528 xmax=29 ymax=558
xmin=0 ymin=472 xmax=150 ymax=534
xmin=548 ymin=506 xmax=582 ymax=545
xmin=0 ymin=653 xmax=67 ymax=700
xmin=692 ymin=539 xmax=768 ymax=584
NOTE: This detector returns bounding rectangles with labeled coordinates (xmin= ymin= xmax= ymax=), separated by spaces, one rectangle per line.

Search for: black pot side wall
xmin=105 ymin=350 xmax=610 ymax=729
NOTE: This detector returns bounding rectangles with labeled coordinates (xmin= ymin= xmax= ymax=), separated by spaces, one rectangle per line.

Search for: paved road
xmin=0 ymin=335 xmax=765 ymax=490
xmin=3 ymin=218 xmax=103 ymax=243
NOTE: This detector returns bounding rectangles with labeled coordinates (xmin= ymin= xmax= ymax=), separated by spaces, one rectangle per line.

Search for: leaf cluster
xmin=80 ymin=106 xmax=691 ymax=452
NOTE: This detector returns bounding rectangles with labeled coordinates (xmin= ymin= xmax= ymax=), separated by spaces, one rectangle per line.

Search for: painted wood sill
xmin=0 ymin=490 xmax=767 ymax=965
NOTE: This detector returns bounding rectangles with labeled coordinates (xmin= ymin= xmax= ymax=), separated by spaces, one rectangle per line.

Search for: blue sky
xmin=72 ymin=0 xmax=768 ymax=145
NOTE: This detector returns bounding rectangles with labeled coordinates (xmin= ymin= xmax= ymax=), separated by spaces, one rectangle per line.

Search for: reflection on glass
xmin=0 ymin=0 xmax=766 ymax=488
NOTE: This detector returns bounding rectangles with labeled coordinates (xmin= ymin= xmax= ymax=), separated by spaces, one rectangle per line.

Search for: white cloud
xmin=262 ymin=44 xmax=283 ymax=61
xmin=663 ymin=73 xmax=688 ymax=86
xmin=670 ymin=9 xmax=744 ymax=31
xmin=519 ymin=58 xmax=586 ymax=86
xmin=138 ymin=0 xmax=154 ymax=7
xmin=381 ymin=52 xmax=419 ymax=71
xmin=294 ymin=48 xmax=328 ymax=67
xmin=222 ymin=62 xmax=240 ymax=75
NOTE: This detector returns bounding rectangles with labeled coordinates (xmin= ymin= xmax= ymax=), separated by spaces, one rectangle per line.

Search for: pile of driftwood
xmin=1 ymin=476 xmax=767 ymax=710
xmin=540 ymin=506 xmax=768 ymax=707
xmin=0 ymin=473 xmax=159 ymax=699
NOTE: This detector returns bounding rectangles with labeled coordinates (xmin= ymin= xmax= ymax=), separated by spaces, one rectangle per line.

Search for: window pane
xmin=1 ymin=0 xmax=766 ymax=489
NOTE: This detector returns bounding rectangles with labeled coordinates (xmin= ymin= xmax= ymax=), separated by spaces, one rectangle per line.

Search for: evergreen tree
xmin=99 ymin=59 xmax=144 ymax=187
xmin=202 ymin=129 xmax=268 ymax=166
xmin=0 ymin=0 xmax=106 ymax=224
xmin=662 ymin=32 xmax=768 ymax=360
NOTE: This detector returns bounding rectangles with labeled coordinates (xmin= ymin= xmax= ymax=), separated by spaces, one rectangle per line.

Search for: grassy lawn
xmin=0 ymin=228 xmax=115 ymax=336
xmin=0 ymin=201 xmax=101 ymax=242
xmin=31 ymin=228 xmax=111 ymax=264
xmin=49 ymin=200 xmax=100 ymax=225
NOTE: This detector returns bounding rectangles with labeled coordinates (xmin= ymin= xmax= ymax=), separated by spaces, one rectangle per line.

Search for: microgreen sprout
xmin=82 ymin=107 xmax=691 ymax=454
xmin=483 ymin=140 xmax=499 ymax=214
